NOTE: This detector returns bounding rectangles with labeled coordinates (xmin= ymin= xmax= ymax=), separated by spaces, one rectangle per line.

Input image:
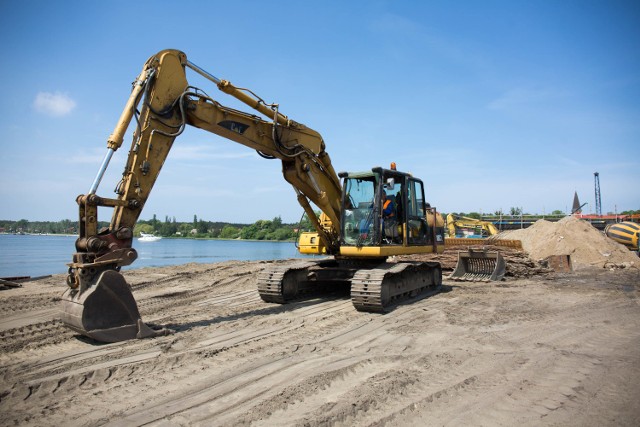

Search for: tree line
xmin=0 ymin=214 xmax=316 ymax=242
xmin=2 ymin=208 xmax=638 ymax=238
xmin=134 ymin=214 xmax=314 ymax=241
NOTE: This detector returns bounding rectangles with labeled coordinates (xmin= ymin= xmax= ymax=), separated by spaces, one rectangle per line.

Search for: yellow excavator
xmin=61 ymin=49 xmax=447 ymax=343
xmin=446 ymin=214 xmax=499 ymax=238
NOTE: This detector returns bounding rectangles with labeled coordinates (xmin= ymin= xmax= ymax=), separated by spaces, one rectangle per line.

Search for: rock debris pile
xmin=495 ymin=216 xmax=638 ymax=270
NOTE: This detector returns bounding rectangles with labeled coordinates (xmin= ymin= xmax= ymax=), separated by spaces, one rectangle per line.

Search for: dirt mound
xmin=495 ymin=216 xmax=638 ymax=270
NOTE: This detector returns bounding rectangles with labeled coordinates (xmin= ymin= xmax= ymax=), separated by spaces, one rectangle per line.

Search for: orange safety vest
xmin=383 ymin=199 xmax=394 ymax=217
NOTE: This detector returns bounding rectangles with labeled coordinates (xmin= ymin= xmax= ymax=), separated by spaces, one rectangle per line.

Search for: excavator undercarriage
xmin=258 ymin=259 xmax=442 ymax=312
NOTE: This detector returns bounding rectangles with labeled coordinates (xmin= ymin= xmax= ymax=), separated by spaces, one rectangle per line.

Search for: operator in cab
xmin=382 ymin=192 xmax=395 ymax=220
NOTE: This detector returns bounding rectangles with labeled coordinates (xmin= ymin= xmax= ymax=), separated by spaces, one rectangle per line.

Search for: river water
xmin=0 ymin=234 xmax=311 ymax=278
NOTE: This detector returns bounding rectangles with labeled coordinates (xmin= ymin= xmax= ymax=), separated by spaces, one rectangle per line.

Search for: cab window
xmin=341 ymin=177 xmax=377 ymax=246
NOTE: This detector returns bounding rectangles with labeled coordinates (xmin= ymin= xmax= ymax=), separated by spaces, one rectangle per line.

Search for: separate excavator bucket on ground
xmin=449 ymin=249 xmax=506 ymax=282
xmin=61 ymin=270 xmax=169 ymax=343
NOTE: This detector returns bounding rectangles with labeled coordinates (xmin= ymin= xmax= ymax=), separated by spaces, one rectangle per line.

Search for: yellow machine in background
xmin=61 ymin=49 xmax=446 ymax=343
xmin=446 ymin=214 xmax=499 ymax=238
xmin=605 ymin=222 xmax=640 ymax=253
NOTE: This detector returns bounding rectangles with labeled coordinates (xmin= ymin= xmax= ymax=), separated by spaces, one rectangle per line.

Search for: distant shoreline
xmin=0 ymin=232 xmax=297 ymax=243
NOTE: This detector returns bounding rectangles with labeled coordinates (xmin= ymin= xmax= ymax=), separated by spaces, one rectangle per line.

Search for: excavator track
xmin=350 ymin=262 xmax=442 ymax=313
xmin=257 ymin=261 xmax=320 ymax=303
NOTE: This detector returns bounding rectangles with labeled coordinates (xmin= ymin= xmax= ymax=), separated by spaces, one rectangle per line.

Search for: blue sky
xmin=0 ymin=0 xmax=638 ymax=223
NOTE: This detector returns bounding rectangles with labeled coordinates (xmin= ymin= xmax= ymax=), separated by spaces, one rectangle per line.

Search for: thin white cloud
xmin=252 ymin=185 xmax=288 ymax=194
xmin=556 ymin=156 xmax=582 ymax=168
xmin=487 ymin=87 xmax=568 ymax=111
xmin=369 ymin=12 xmax=421 ymax=35
xmin=62 ymin=148 xmax=106 ymax=164
xmin=67 ymin=153 xmax=105 ymax=164
xmin=170 ymin=144 xmax=256 ymax=160
xmin=33 ymin=91 xmax=76 ymax=116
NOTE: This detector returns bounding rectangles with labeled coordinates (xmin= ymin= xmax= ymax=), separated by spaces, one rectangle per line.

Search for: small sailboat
xmin=138 ymin=232 xmax=162 ymax=242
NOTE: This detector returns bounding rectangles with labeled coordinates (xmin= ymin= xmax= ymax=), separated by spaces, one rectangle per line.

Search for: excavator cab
xmin=339 ymin=166 xmax=444 ymax=253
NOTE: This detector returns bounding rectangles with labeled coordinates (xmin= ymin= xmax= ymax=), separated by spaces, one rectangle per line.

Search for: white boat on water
xmin=138 ymin=232 xmax=162 ymax=242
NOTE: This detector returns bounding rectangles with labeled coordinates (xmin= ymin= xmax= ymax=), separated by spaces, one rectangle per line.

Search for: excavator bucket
xmin=61 ymin=270 xmax=169 ymax=343
xmin=449 ymin=249 xmax=506 ymax=282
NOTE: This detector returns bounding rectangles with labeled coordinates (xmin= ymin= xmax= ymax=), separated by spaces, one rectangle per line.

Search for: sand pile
xmin=495 ymin=216 xmax=638 ymax=270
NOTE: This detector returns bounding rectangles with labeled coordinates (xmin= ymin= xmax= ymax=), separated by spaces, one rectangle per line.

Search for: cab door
xmin=406 ymin=178 xmax=429 ymax=245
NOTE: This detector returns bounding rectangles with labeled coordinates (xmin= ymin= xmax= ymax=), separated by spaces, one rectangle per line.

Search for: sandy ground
xmin=1 ymin=256 xmax=639 ymax=426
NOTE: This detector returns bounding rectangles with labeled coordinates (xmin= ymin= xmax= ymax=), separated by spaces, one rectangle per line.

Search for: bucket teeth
xmin=448 ymin=249 xmax=506 ymax=282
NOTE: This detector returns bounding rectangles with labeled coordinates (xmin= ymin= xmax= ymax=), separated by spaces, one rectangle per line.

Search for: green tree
xmin=15 ymin=219 xmax=29 ymax=232
xmin=220 ymin=225 xmax=239 ymax=239
xmin=240 ymin=223 xmax=258 ymax=240
xmin=178 ymin=223 xmax=194 ymax=236
xmin=270 ymin=216 xmax=282 ymax=231
xmin=134 ymin=223 xmax=154 ymax=236
xmin=197 ymin=220 xmax=209 ymax=235
xmin=159 ymin=220 xmax=177 ymax=236
xmin=273 ymin=227 xmax=294 ymax=240
xmin=256 ymin=219 xmax=271 ymax=231
xmin=60 ymin=219 xmax=74 ymax=234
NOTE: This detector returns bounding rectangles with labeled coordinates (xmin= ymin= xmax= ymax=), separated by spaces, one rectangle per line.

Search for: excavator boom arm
xmin=63 ymin=49 xmax=345 ymax=343
xmin=76 ymin=49 xmax=342 ymax=269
